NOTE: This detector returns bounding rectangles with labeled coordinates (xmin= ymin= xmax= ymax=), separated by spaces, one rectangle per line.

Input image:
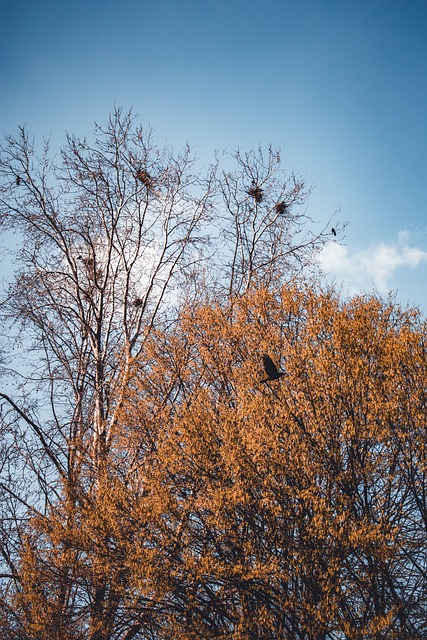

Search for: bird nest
xmin=247 ymin=186 xmax=264 ymax=203
xmin=135 ymin=168 xmax=153 ymax=188
xmin=135 ymin=168 xmax=153 ymax=189
xmin=275 ymin=201 xmax=287 ymax=215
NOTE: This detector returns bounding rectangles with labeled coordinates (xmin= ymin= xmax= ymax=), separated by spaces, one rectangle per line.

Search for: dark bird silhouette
xmin=16 ymin=176 xmax=21 ymax=186
xmin=261 ymin=354 xmax=285 ymax=383
xmin=331 ymin=227 xmax=337 ymax=236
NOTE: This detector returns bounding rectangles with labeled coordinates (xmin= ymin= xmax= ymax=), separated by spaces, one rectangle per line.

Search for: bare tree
xmin=213 ymin=146 xmax=336 ymax=297
xmin=0 ymin=108 xmax=215 ymax=467
xmin=0 ymin=109 xmax=217 ymax=635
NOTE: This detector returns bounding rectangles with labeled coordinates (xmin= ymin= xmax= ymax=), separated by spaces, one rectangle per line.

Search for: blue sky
xmin=2 ymin=0 xmax=427 ymax=311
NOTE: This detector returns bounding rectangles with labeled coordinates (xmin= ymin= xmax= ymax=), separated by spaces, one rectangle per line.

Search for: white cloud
xmin=320 ymin=231 xmax=427 ymax=295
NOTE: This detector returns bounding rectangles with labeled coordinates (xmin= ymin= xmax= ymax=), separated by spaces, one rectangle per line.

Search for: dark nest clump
xmin=133 ymin=297 xmax=144 ymax=307
xmin=247 ymin=185 xmax=264 ymax=203
xmin=135 ymin=168 xmax=153 ymax=189
xmin=275 ymin=201 xmax=287 ymax=215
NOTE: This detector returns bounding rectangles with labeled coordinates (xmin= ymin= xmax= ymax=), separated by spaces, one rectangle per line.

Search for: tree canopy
xmin=1 ymin=109 xmax=425 ymax=639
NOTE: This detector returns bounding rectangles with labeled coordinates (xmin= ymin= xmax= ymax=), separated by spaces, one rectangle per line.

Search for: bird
xmin=261 ymin=354 xmax=285 ymax=383
xmin=331 ymin=227 xmax=337 ymax=236
xmin=16 ymin=176 xmax=21 ymax=186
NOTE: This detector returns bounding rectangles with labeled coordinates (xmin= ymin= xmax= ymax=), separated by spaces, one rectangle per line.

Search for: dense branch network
xmin=0 ymin=108 xmax=363 ymax=640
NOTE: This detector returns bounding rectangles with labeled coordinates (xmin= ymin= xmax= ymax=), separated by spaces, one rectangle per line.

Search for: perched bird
xmin=16 ymin=176 xmax=21 ymax=186
xmin=261 ymin=354 xmax=285 ymax=383
xmin=331 ymin=227 xmax=337 ymax=236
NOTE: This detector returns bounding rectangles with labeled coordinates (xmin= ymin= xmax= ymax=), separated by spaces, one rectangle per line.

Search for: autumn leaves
xmin=2 ymin=281 xmax=427 ymax=637
xmin=110 ymin=287 xmax=426 ymax=637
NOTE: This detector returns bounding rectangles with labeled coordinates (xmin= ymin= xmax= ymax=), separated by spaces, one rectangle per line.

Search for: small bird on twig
xmin=261 ymin=354 xmax=285 ymax=383
xmin=331 ymin=227 xmax=337 ymax=236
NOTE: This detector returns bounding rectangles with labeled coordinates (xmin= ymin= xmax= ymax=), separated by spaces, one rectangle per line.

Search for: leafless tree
xmin=0 ymin=109 xmax=217 ymax=627
xmin=214 ymin=146 xmax=335 ymax=298
xmin=0 ymin=108 xmax=215 ymax=464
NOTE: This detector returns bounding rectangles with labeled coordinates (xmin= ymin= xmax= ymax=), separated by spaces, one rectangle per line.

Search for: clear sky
xmin=2 ymin=0 xmax=427 ymax=312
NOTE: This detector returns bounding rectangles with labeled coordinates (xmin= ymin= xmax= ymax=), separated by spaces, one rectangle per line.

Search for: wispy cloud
xmin=320 ymin=231 xmax=427 ymax=295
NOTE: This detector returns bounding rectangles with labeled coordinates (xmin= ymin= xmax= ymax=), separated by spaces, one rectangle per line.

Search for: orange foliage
xmin=6 ymin=284 xmax=427 ymax=639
